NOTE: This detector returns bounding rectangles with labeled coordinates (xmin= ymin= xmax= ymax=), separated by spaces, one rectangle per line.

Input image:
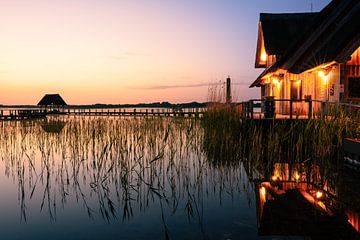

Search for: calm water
xmin=0 ymin=116 xmax=359 ymax=239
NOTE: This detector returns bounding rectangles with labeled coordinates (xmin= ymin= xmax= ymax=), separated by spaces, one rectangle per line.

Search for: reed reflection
xmin=202 ymin=112 xmax=360 ymax=239
xmin=0 ymin=116 xmax=250 ymax=232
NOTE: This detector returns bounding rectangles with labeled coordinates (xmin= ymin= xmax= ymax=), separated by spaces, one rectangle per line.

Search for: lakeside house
xmin=250 ymin=0 xmax=360 ymax=115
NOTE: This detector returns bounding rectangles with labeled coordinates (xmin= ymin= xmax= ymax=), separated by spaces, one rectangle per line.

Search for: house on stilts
xmin=250 ymin=0 xmax=360 ymax=116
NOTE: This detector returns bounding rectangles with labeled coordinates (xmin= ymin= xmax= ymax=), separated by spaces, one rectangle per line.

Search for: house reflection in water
xmin=254 ymin=163 xmax=360 ymax=239
xmin=347 ymin=211 xmax=360 ymax=233
xmin=40 ymin=117 xmax=66 ymax=133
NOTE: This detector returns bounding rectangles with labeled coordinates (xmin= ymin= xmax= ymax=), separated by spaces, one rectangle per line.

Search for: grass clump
xmin=202 ymin=102 xmax=360 ymax=173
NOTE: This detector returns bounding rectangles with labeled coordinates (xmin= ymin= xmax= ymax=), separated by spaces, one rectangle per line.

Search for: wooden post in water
xmin=307 ymin=96 xmax=313 ymax=119
xmin=245 ymin=102 xmax=248 ymax=118
xmin=226 ymin=76 xmax=232 ymax=104
xmin=250 ymin=100 xmax=254 ymax=119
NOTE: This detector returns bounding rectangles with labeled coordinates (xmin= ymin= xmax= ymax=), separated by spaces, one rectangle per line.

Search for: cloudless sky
xmin=0 ymin=0 xmax=331 ymax=104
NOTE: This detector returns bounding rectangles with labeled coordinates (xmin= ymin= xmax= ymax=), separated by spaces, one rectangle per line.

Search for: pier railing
xmin=237 ymin=98 xmax=360 ymax=120
xmin=1 ymin=101 xmax=359 ymax=120
xmin=0 ymin=106 xmax=207 ymax=119
xmin=64 ymin=107 xmax=206 ymax=117
xmin=0 ymin=108 xmax=47 ymax=120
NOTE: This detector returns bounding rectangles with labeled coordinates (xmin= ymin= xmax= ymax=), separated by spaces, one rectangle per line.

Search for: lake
xmin=0 ymin=116 xmax=359 ymax=239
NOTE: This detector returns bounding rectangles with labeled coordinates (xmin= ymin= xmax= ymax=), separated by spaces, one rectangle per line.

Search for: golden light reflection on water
xmin=256 ymin=162 xmax=360 ymax=236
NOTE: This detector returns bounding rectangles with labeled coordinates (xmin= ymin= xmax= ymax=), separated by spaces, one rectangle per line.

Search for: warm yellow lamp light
xmin=318 ymin=69 xmax=330 ymax=85
xmin=260 ymin=187 xmax=266 ymax=197
xmin=318 ymin=70 xmax=326 ymax=78
xmin=272 ymin=78 xmax=280 ymax=85
xmin=260 ymin=51 xmax=267 ymax=63
xmin=315 ymin=190 xmax=323 ymax=199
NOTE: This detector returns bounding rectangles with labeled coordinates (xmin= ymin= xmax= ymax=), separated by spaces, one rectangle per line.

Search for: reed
xmin=202 ymin=99 xmax=360 ymax=176
xmin=0 ymin=116 xmax=249 ymax=230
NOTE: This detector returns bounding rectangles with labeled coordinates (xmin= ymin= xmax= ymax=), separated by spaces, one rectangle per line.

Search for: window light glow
xmin=260 ymin=51 xmax=267 ymax=63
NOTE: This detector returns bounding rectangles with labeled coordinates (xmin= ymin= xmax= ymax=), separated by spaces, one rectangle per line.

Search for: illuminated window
xmin=260 ymin=51 xmax=267 ymax=63
xmin=290 ymin=80 xmax=302 ymax=100
xmin=348 ymin=77 xmax=360 ymax=98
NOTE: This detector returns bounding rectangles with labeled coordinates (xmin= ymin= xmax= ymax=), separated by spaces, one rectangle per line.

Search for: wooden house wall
xmin=329 ymin=65 xmax=341 ymax=102
xmin=347 ymin=47 xmax=360 ymax=65
xmin=255 ymin=23 xmax=279 ymax=69
xmin=259 ymin=48 xmax=360 ymax=115
xmin=270 ymin=64 xmax=341 ymax=115
xmin=267 ymin=55 xmax=277 ymax=67
xmin=255 ymin=23 xmax=265 ymax=68
xmin=345 ymin=47 xmax=360 ymax=102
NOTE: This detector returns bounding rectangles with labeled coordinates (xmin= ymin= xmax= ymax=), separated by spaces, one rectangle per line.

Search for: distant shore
xmin=0 ymin=101 xmax=208 ymax=109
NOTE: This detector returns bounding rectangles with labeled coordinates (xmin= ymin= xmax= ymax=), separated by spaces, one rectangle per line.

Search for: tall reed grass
xmin=202 ymin=99 xmax=360 ymax=177
xmin=0 ymin=116 xmax=251 ymax=228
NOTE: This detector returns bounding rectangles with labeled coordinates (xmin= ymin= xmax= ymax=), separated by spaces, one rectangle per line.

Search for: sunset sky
xmin=0 ymin=0 xmax=330 ymax=105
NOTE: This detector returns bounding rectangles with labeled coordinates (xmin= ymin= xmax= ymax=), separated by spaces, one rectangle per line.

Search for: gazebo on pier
xmin=37 ymin=94 xmax=67 ymax=113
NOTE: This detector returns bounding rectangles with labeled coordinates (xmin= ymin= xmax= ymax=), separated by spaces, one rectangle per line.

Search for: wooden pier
xmin=0 ymin=107 xmax=206 ymax=120
xmin=0 ymin=110 xmax=46 ymax=120
xmin=66 ymin=108 xmax=205 ymax=118
xmin=2 ymin=99 xmax=358 ymax=121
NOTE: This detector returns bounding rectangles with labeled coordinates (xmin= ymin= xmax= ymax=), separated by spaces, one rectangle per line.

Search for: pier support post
xmin=250 ymin=101 xmax=254 ymax=119
xmin=306 ymin=95 xmax=312 ymax=119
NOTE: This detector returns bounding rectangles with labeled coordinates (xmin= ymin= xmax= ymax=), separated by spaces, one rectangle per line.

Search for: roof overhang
xmin=250 ymin=62 xmax=281 ymax=88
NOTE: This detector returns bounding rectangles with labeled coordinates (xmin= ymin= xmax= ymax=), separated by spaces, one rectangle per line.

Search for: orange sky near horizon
xmin=0 ymin=0 xmax=330 ymax=105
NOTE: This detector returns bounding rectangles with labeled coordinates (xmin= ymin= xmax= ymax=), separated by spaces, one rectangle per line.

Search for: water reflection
xmin=2 ymin=116 xmax=360 ymax=239
xmin=0 ymin=116 xmax=255 ymax=239
xmin=254 ymin=162 xmax=360 ymax=239
xmin=40 ymin=117 xmax=66 ymax=133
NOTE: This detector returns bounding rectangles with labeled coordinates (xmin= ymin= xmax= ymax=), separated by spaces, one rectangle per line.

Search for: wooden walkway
xmin=2 ymin=99 xmax=358 ymax=121
xmin=67 ymin=108 xmax=205 ymax=117
xmin=0 ymin=108 xmax=206 ymax=120
xmin=0 ymin=110 xmax=46 ymax=120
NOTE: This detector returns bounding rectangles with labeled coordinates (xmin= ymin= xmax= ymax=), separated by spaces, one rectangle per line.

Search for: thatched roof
xmin=37 ymin=94 xmax=67 ymax=106
xmin=283 ymin=0 xmax=360 ymax=73
xmin=260 ymin=13 xmax=318 ymax=56
xmin=251 ymin=0 xmax=360 ymax=87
